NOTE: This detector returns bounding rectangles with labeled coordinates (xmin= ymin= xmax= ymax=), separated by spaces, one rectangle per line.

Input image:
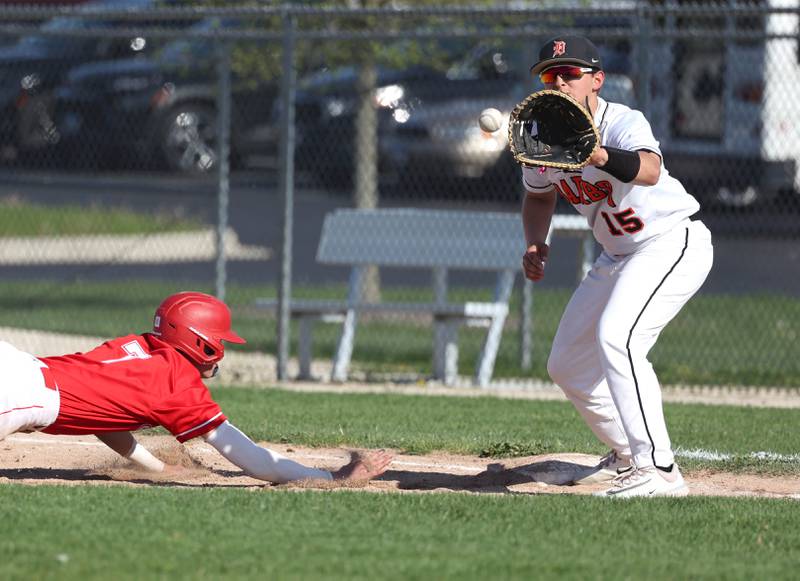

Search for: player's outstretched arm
xmin=95 ymin=431 xmax=165 ymax=472
xmin=203 ymin=421 xmax=394 ymax=484
xmin=204 ymin=420 xmax=333 ymax=483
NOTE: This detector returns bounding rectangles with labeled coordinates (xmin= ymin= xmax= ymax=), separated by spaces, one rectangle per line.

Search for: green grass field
xmin=0 ymin=199 xmax=201 ymax=236
xmin=2 ymin=389 xmax=799 ymax=580
xmin=2 ymin=486 xmax=797 ymax=580
xmin=2 ymin=281 xmax=798 ymax=387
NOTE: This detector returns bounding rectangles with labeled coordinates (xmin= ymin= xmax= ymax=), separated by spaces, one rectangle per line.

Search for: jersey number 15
xmin=601 ymin=208 xmax=644 ymax=236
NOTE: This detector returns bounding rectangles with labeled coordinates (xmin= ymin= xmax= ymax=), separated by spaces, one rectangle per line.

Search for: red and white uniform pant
xmin=0 ymin=341 xmax=60 ymax=440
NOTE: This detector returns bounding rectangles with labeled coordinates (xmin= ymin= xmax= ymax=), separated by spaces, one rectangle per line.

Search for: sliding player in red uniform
xmin=1 ymin=291 xmax=392 ymax=483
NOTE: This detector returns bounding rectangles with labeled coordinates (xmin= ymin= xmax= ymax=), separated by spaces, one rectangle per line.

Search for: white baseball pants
xmin=0 ymin=341 xmax=60 ymax=441
xmin=547 ymin=220 xmax=713 ymax=468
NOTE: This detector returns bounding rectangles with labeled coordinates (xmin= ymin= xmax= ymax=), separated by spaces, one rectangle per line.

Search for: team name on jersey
xmin=554 ymin=176 xmax=617 ymax=208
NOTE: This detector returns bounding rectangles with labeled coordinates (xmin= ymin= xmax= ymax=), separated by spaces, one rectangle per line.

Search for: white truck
xmin=648 ymin=0 xmax=800 ymax=207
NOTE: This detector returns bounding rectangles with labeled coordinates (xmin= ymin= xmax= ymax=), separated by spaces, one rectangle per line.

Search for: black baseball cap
xmin=530 ymin=35 xmax=603 ymax=75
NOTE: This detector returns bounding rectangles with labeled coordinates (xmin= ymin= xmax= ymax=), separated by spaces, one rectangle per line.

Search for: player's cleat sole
xmin=594 ymin=465 xmax=689 ymax=498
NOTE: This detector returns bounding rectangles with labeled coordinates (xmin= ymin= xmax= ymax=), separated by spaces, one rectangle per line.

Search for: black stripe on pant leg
xmin=626 ymin=227 xmax=690 ymax=467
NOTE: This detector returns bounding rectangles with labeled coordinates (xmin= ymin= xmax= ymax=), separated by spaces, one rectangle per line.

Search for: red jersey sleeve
xmin=142 ymin=335 xmax=227 ymax=442
xmin=150 ymin=377 xmax=227 ymax=442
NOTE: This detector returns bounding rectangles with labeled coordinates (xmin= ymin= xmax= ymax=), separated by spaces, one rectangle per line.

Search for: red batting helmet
xmin=152 ymin=291 xmax=245 ymax=370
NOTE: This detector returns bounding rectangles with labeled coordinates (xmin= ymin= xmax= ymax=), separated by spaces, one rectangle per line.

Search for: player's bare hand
xmin=332 ymin=449 xmax=394 ymax=481
xmin=523 ymin=243 xmax=549 ymax=281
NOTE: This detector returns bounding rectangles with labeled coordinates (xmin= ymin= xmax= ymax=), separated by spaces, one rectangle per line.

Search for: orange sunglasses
xmin=539 ymin=65 xmax=596 ymax=84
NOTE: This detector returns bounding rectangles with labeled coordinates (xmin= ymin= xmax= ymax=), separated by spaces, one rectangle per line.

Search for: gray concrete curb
xmin=0 ymin=228 xmax=270 ymax=264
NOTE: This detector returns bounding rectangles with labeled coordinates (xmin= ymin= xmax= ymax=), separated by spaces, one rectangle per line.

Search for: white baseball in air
xmin=478 ymin=107 xmax=504 ymax=133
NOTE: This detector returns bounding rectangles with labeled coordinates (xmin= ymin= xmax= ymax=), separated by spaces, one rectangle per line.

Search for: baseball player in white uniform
xmin=521 ymin=36 xmax=713 ymax=497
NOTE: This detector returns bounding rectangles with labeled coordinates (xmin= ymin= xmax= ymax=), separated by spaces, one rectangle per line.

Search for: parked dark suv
xmin=0 ymin=0 xmax=185 ymax=165
xmin=53 ymin=17 xmax=281 ymax=173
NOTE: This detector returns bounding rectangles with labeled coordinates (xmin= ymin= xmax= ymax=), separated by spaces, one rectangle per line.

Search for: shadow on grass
xmin=0 ymin=467 xmax=115 ymax=483
xmin=0 ymin=467 xmax=257 ymax=489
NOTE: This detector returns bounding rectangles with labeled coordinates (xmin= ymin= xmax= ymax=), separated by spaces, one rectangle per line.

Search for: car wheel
xmin=160 ymin=104 xmax=218 ymax=174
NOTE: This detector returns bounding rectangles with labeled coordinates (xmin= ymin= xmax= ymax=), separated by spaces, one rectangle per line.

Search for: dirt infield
xmin=2 ymin=433 xmax=798 ymax=499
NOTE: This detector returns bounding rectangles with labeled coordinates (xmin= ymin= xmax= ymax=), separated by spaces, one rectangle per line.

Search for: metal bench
xmin=258 ymin=208 xmax=593 ymax=387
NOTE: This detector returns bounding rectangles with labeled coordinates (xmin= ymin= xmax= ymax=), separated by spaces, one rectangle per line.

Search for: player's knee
xmin=596 ymin=319 xmax=629 ymax=358
xmin=546 ymin=351 xmax=571 ymax=387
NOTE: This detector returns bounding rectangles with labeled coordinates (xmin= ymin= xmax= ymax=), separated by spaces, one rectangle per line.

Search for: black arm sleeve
xmin=600 ymin=147 xmax=641 ymax=183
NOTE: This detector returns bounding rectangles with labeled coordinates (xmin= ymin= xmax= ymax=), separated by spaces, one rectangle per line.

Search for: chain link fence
xmin=0 ymin=0 xmax=798 ymax=388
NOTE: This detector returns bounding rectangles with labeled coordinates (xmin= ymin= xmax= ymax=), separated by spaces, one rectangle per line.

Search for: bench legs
xmin=520 ymin=279 xmax=533 ymax=371
xmin=474 ymin=270 xmax=515 ymax=388
xmin=298 ymin=317 xmax=315 ymax=380
xmin=289 ymin=267 xmax=517 ymax=387
xmin=332 ymin=308 xmax=358 ymax=382
xmin=433 ymin=320 xmax=460 ymax=386
xmin=298 ymin=306 xmax=507 ymax=386
xmin=474 ymin=306 xmax=509 ymax=387
xmin=331 ymin=266 xmax=365 ymax=383
xmin=297 ymin=313 xmax=346 ymax=380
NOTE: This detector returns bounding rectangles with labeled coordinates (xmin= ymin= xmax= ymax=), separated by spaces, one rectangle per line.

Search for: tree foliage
xmin=166 ymin=0 xmax=512 ymax=81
